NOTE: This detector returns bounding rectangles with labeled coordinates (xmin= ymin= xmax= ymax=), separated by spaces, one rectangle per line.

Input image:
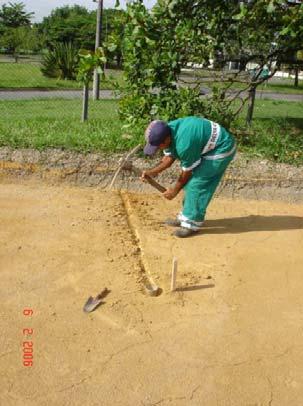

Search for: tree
xmin=37 ymin=5 xmax=95 ymax=50
xmin=77 ymin=48 xmax=106 ymax=121
xmin=0 ymin=1 xmax=33 ymax=29
xmin=0 ymin=26 xmax=39 ymax=62
xmin=115 ymin=0 xmax=303 ymax=132
xmin=0 ymin=2 xmax=35 ymax=61
xmin=37 ymin=6 xmax=125 ymax=68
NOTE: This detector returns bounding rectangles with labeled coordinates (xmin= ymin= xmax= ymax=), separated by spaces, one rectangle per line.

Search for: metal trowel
xmin=83 ymin=288 xmax=110 ymax=313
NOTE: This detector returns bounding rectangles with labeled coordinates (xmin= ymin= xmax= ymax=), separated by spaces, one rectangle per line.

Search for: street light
xmin=93 ymin=0 xmax=103 ymax=100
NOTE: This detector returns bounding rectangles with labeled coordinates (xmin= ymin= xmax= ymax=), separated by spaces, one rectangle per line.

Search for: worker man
xmin=142 ymin=116 xmax=236 ymax=238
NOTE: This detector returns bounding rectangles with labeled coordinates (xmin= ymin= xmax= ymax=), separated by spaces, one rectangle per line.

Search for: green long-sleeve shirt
xmin=164 ymin=116 xmax=236 ymax=171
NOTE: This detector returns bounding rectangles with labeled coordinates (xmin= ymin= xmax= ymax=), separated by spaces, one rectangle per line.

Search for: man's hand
xmin=141 ymin=170 xmax=157 ymax=182
xmin=141 ymin=156 xmax=175 ymax=182
xmin=162 ymin=188 xmax=178 ymax=200
xmin=162 ymin=170 xmax=192 ymax=200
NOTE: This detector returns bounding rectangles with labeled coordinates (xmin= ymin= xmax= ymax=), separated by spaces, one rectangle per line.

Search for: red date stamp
xmin=22 ymin=308 xmax=33 ymax=367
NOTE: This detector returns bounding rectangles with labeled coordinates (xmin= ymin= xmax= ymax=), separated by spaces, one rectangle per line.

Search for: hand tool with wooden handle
xmin=122 ymin=162 xmax=166 ymax=193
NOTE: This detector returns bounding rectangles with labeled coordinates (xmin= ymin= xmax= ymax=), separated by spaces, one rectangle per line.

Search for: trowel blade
xmin=83 ymin=296 xmax=103 ymax=313
xmin=83 ymin=288 xmax=110 ymax=313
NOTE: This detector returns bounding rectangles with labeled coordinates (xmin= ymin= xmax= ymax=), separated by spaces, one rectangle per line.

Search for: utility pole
xmin=93 ymin=0 xmax=103 ymax=100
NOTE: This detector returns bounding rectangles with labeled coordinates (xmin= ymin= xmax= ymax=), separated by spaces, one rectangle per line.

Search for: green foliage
xmin=296 ymin=50 xmax=303 ymax=62
xmin=0 ymin=2 xmax=33 ymax=29
xmin=37 ymin=5 xmax=95 ymax=50
xmin=41 ymin=42 xmax=79 ymax=80
xmin=103 ymin=9 xmax=126 ymax=67
xmin=36 ymin=5 xmax=126 ymax=65
xmin=119 ymin=86 xmax=234 ymax=137
xmin=116 ymin=1 xmax=235 ymax=135
xmin=0 ymin=1 xmax=36 ymax=58
xmin=0 ymin=26 xmax=39 ymax=61
xmin=77 ymin=47 xmax=106 ymax=85
xmin=115 ymin=0 xmax=303 ymax=134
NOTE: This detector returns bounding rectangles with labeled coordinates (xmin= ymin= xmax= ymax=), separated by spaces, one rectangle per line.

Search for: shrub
xmin=41 ymin=42 xmax=79 ymax=80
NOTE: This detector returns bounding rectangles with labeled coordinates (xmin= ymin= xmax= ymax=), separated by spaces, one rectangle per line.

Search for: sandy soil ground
xmin=1 ymin=179 xmax=303 ymax=406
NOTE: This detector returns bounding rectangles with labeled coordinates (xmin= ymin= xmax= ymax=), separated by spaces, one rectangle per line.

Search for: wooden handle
xmin=126 ymin=165 xmax=166 ymax=193
xmin=144 ymin=174 xmax=166 ymax=193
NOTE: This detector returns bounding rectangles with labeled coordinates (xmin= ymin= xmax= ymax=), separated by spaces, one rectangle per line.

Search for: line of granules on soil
xmin=119 ymin=190 xmax=161 ymax=296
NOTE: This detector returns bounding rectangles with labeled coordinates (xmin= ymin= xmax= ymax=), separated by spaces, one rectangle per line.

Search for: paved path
xmin=0 ymin=88 xmax=302 ymax=102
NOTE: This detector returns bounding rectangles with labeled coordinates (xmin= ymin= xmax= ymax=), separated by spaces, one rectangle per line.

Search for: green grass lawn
xmin=209 ymin=80 xmax=303 ymax=94
xmin=0 ymin=62 xmax=124 ymax=90
xmin=263 ymin=81 xmax=303 ymax=94
xmin=249 ymin=98 xmax=303 ymax=120
xmin=0 ymin=98 xmax=302 ymax=164
xmin=0 ymin=99 xmax=130 ymax=152
xmin=234 ymin=99 xmax=303 ymax=165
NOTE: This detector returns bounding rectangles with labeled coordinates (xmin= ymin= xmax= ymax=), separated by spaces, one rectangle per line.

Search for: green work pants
xmin=180 ymin=153 xmax=235 ymax=229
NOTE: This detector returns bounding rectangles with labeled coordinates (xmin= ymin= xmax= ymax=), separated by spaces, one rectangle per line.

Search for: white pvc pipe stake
xmin=171 ymin=257 xmax=178 ymax=292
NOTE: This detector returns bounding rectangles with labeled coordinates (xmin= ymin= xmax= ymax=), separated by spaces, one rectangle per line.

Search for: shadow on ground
xmin=204 ymin=215 xmax=303 ymax=234
xmin=176 ymin=284 xmax=215 ymax=292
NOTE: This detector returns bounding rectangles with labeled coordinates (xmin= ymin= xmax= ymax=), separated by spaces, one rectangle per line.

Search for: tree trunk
xmin=246 ymin=86 xmax=256 ymax=126
xmin=239 ymin=58 xmax=246 ymax=71
xmin=294 ymin=66 xmax=299 ymax=87
xmin=82 ymin=84 xmax=89 ymax=122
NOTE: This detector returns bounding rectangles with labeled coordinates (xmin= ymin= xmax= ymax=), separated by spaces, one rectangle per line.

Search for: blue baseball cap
xmin=144 ymin=120 xmax=171 ymax=156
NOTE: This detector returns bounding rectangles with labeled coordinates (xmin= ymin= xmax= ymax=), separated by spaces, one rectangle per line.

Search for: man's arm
xmin=141 ymin=155 xmax=175 ymax=179
xmin=163 ymin=170 xmax=192 ymax=200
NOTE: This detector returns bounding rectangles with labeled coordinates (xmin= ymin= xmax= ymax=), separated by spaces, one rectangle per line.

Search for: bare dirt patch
xmin=1 ymin=179 xmax=303 ymax=405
